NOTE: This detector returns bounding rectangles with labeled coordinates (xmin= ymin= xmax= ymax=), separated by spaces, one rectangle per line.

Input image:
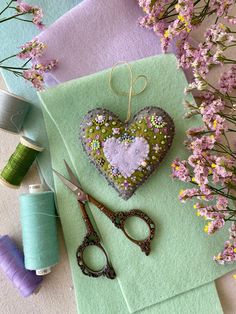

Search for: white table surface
xmin=0 ymin=60 xmax=236 ymax=313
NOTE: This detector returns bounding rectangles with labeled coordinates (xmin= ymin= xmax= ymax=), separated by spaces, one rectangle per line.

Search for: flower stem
xmin=0 ymin=0 xmax=14 ymax=16
xmin=0 ymin=54 xmax=17 ymax=64
xmin=0 ymin=12 xmax=26 ymax=23
xmin=14 ymin=17 xmax=33 ymax=23
xmin=0 ymin=65 xmax=29 ymax=70
xmin=21 ymin=58 xmax=32 ymax=68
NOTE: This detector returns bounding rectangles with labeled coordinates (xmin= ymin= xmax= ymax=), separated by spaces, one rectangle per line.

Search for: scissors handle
xmin=88 ymin=196 xmax=155 ymax=256
xmin=77 ymin=201 xmax=116 ymax=279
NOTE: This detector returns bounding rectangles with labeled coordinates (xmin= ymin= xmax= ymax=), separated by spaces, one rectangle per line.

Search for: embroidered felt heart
xmin=80 ymin=107 xmax=175 ymax=200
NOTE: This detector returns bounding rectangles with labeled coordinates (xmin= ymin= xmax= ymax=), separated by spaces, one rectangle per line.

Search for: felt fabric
xmin=39 ymin=54 xmax=235 ymax=313
xmin=0 ymin=0 xmax=81 ymax=188
xmin=37 ymin=0 xmax=175 ymax=85
xmin=43 ymin=104 xmax=224 ymax=314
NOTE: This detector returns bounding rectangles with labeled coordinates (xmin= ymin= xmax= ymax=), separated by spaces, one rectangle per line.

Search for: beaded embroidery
xmin=80 ymin=106 xmax=175 ymax=200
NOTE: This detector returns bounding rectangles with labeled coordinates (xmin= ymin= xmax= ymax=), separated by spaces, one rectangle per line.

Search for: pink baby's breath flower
xmin=179 ymin=188 xmax=200 ymax=202
xmin=199 ymin=184 xmax=214 ymax=201
xmin=177 ymin=41 xmax=194 ymax=69
xmin=171 ymin=158 xmax=191 ymax=182
xmin=214 ymin=242 xmax=236 ymax=264
xmin=216 ymin=196 xmax=229 ymax=211
xmin=211 ymin=156 xmax=235 ymax=185
xmin=219 ymin=65 xmax=236 ymax=93
xmin=199 ymin=99 xmax=227 ymax=138
xmin=22 ymin=60 xmax=57 ymax=90
xmin=210 ymin=0 xmax=235 ymax=17
xmin=204 ymin=218 xmax=225 ymax=235
xmin=214 ymin=223 xmax=236 ymax=264
xmin=16 ymin=1 xmax=45 ymax=29
xmin=191 ymin=44 xmax=214 ymax=78
xmin=200 ymin=99 xmax=225 ymax=119
xmin=193 ymin=164 xmax=209 ymax=186
xmin=225 ymin=15 xmax=236 ymax=25
xmin=190 ymin=135 xmax=216 ymax=154
xmin=16 ymin=0 xmax=32 ymax=12
xmin=43 ymin=59 xmax=58 ymax=71
xmin=23 ymin=66 xmax=44 ymax=90
xmin=229 ymin=223 xmax=236 ymax=241
xmin=205 ymin=24 xmax=233 ymax=46
xmin=17 ymin=39 xmax=47 ymax=59
xmin=137 ymin=0 xmax=236 ymax=264
xmin=208 ymin=115 xmax=227 ymax=138
xmin=32 ymin=7 xmax=44 ymax=29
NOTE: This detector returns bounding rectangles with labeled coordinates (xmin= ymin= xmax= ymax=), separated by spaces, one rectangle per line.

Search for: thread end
xmin=36 ymin=268 xmax=51 ymax=276
xmin=29 ymin=184 xmax=45 ymax=194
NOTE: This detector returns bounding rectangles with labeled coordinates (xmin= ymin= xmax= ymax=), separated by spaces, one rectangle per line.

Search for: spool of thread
xmin=0 ymin=89 xmax=30 ymax=134
xmin=0 ymin=235 xmax=42 ymax=297
xmin=20 ymin=185 xmax=59 ymax=276
xmin=0 ymin=136 xmax=44 ymax=189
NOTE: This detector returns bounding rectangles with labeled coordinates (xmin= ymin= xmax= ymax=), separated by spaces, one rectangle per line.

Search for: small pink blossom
xmin=190 ymin=135 xmax=216 ymax=154
xmin=214 ymin=223 xmax=236 ymax=264
xmin=205 ymin=24 xmax=233 ymax=46
xmin=200 ymin=99 xmax=225 ymax=119
xmin=224 ymin=15 xmax=236 ymax=25
xmin=210 ymin=0 xmax=235 ymax=17
xmin=211 ymin=156 xmax=234 ymax=185
xmin=219 ymin=65 xmax=236 ymax=93
xmin=171 ymin=158 xmax=191 ymax=182
xmin=179 ymin=188 xmax=200 ymax=202
xmin=16 ymin=1 xmax=45 ymax=29
xmin=23 ymin=67 xmax=44 ymax=90
xmin=216 ymin=196 xmax=228 ymax=211
xmin=23 ymin=60 xmax=58 ymax=90
xmin=199 ymin=185 xmax=214 ymax=201
xmin=17 ymin=39 xmax=47 ymax=59
xmin=204 ymin=218 xmax=225 ymax=235
xmin=16 ymin=0 xmax=32 ymax=12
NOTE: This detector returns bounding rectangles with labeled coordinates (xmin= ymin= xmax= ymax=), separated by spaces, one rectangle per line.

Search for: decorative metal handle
xmin=88 ymin=196 xmax=156 ymax=255
xmin=76 ymin=201 xmax=116 ymax=279
xmin=76 ymin=230 xmax=116 ymax=279
xmin=112 ymin=209 xmax=155 ymax=256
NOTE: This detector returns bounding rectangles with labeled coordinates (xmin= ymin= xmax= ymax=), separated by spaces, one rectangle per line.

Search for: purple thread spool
xmin=0 ymin=235 xmax=43 ymax=297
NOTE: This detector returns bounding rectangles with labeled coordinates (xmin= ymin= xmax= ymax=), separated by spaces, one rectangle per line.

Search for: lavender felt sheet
xmin=37 ymin=0 xmax=176 ymax=85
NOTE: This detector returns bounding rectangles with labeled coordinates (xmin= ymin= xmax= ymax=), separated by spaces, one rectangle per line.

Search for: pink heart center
xmin=103 ymin=137 xmax=149 ymax=178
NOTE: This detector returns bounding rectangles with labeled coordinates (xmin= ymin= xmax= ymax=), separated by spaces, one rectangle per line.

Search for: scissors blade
xmin=53 ymin=169 xmax=81 ymax=194
xmin=53 ymin=169 xmax=88 ymax=202
xmin=53 ymin=168 xmax=103 ymax=241
xmin=64 ymin=160 xmax=81 ymax=187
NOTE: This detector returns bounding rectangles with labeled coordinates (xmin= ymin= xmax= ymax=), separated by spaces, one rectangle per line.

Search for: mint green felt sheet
xmin=39 ymin=54 xmax=234 ymax=313
xmin=42 ymin=107 xmax=223 ymax=314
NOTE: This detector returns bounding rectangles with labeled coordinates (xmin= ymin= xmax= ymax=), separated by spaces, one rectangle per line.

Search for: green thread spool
xmin=20 ymin=184 xmax=59 ymax=276
xmin=0 ymin=136 xmax=43 ymax=188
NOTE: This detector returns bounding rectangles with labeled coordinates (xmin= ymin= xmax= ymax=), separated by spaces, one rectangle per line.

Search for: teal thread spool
xmin=0 ymin=136 xmax=43 ymax=189
xmin=20 ymin=184 xmax=59 ymax=276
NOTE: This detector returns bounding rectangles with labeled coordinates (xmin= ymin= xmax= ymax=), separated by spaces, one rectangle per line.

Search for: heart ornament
xmin=80 ymin=106 xmax=174 ymax=200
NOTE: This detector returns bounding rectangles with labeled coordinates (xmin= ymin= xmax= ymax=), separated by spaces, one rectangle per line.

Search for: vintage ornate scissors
xmin=53 ymin=161 xmax=156 ymax=279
